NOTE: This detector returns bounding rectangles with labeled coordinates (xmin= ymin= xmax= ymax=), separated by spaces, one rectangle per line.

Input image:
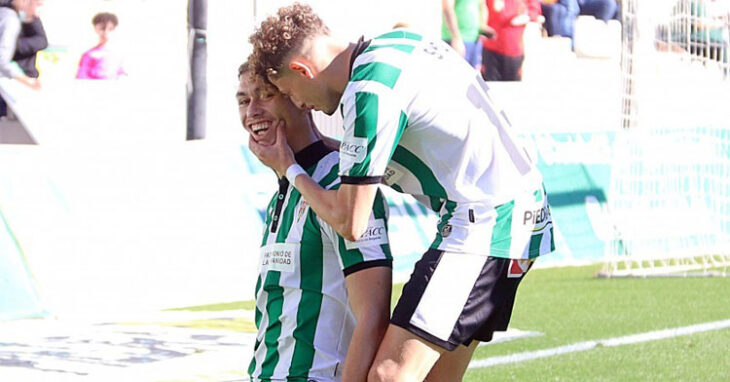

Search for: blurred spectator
xmin=541 ymin=0 xmax=579 ymax=49
xmin=578 ymin=0 xmax=619 ymax=22
xmin=0 ymin=0 xmax=45 ymax=78
xmin=76 ymin=12 xmax=125 ymax=79
xmin=0 ymin=0 xmax=45 ymax=118
xmin=0 ymin=0 xmax=41 ymax=94
xmin=442 ymin=0 xmax=489 ymax=69
xmin=482 ymin=0 xmax=542 ymax=81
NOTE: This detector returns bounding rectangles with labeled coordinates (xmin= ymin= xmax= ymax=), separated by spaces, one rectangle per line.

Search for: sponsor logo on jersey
xmin=260 ymin=243 xmax=299 ymax=273
xmin=340 ymin=137 xmax=369 ymax=164
xmin=523 ymin=205 xmax=551 ymax=226
xmin=345 ymin=218 xmax=388 ymax=250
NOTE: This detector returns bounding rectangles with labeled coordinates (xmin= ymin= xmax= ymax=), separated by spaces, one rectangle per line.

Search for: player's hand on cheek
xmin=249 ymin=120 xmax=296 ymax=178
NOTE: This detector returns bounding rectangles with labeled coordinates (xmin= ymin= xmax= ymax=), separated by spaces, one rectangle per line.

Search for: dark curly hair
xmin=248 ymin=3 xmax=329 ymax=81
xmin=238 ymin=58 xmax=277 ymax=93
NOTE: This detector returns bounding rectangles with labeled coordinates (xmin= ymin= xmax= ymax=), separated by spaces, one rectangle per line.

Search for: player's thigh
xmin=425 ymin=341 xmax=479 ymax=382
xmin=369 ymin=324 xmax=443 ymax=382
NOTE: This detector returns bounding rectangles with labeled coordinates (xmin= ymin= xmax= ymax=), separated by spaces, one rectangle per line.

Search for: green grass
xmin=165 ymin=300 xmax=256 ymax=312
xmin=464 ymin=264 xmax=730 ymax=381
xmin=166 ymin=264 xmax=730 ymax=380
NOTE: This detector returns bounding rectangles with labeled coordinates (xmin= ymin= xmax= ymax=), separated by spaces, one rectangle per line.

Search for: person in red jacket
xmin=481 ymin=0 xmax=541 ymax=81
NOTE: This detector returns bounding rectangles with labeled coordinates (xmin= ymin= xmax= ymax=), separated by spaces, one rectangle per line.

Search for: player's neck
xmin=288 ymin=118 xmax=319 ymax=154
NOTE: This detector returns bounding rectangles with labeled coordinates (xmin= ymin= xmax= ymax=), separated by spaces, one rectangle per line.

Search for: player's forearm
xmin=291 ymin=175 xmax=371 ymax=241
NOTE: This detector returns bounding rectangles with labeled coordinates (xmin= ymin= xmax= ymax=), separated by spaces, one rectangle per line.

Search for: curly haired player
xmin=248 ymin=4 xmax=554 ymax=380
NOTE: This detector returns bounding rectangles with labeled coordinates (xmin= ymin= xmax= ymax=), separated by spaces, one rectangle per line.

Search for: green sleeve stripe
xmin=391 ymin=183 xmax=404 ymax=193
xmin=391 ymin=146 xmax=448 ymax=204
xmin=431 ymin=200 xmax=457 ymax=249
xmin=275 ymin=190 xmax=302 ymax=243
xmin=490 ymin=201 xmax=515 ymax=255
xmin=363 ymin=43 xmax=415 ymax=54
xmin=351 ymin=62 xmax=402 ymax=89
xmin=375 ymin=30 xmax=423 ymax=41
xmin=288 ymin=211 xmax=324 ymax=377
xmin=258 ymin=271 xmax=284 ymax=379
xmin=348 ymin=92 xmax=380 ymax=177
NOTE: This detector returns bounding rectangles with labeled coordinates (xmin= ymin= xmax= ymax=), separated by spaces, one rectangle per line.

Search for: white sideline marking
xmin=469 ymin=319 xmax=730 ymax=369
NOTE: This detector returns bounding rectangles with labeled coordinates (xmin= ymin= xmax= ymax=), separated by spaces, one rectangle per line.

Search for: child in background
xmin=76 ymin=12 xmax=125 ymax=79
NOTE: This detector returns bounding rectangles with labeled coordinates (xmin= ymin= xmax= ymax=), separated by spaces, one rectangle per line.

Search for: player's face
xmin=237 ymin=73 xmax=302 ymax=146
xmin=95 ymin=22 xmax=116 ymax=44
xmin=270 ymin=70 xmax=339 ymax=116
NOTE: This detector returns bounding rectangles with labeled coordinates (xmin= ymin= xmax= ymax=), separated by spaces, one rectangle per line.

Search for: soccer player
xmin=247 ymin=3 xmax=554 ymax=381
xmin=237 ymin=61 xmax=393 ymax=382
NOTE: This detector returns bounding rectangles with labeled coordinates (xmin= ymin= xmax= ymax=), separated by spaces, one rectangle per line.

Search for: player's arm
xmin=249 ymin=122 xmax=377 ymax=241
xmin=341 ymin=266 xmax=391 ymax=382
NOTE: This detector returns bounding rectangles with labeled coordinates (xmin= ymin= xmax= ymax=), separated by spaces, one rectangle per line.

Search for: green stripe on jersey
xmin=351 ymin=62 xmax=402 ymax=89
xmin=363 ymin=44 xmax=415 ymax=54
xmin=490 ymin=201 xmax=514 ymax=255
xmin=259 ymin=271 xmax=284 ymax=380
xmin=275 ymin=189 xmax=302 ymax=242
xmin=391 ymin=146 xmax=448 ymax=209
xmin=431 ymin=200 xmax=457 ymax=248
xmin=318 ymin=163 xmax=340 ymax=189
xmin=529 ymin=233 xmax=543 ymax=256
xmin=387 ymin=112 xmax=408 ymax=163
xmin=261 ymin=196 xmax=277 ymax=245
xmin=349 ymin=92 xmax=379 ymax=177
xmin=375 ymin=30 xmax=423 ymax=41
xmin=288 ymin=210 xmax=324 ymax=377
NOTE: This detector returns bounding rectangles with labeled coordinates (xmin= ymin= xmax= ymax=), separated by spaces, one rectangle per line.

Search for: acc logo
xmin=340 ymin=137 xmax=368 ymax=164
xmin=440 ymin=224 xmax=452 ymax=238
xmin=344 ymin=218 xmax=388 ymax=250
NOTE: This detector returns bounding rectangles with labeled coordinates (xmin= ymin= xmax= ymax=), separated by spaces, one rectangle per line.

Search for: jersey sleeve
xmin=320 ymin=188 xmax=393 ymax=276
xmin=338 ymin=60 xmax=409 ymax=185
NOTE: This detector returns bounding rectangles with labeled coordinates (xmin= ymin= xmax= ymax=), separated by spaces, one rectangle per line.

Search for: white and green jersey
xmin=338 ymin=30 xmax=554 ymax=259
xmin=248 ymin=141 xmax=392 ymax=382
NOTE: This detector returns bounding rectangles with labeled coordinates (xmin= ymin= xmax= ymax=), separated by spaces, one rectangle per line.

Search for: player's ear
xmin=289 ymin=59 xmax=315 ymax=79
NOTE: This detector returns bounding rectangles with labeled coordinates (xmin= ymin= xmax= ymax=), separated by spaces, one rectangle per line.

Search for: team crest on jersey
xmin=440 ymin=224 xmax=452 ymax=238
xmin=296 ymin=200 xmax=308 ymax=222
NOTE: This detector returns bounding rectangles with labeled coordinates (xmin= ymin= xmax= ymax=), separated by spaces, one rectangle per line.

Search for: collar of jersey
xmin=294 ymin=140 xmax=334 ymax=173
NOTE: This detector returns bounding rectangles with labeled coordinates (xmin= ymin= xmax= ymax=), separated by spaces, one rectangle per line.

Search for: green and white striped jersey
xmin=248 ymin=142 xmax=392 ymax=382
xmin=338 ymin=30 xmax=554 ymax=259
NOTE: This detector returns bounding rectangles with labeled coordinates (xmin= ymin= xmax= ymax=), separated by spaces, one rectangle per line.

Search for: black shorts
xmin=391 ymin=248 xmax=532 ymax=351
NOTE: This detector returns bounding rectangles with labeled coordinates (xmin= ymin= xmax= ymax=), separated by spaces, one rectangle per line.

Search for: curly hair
xmin=248 ymin=3 xmax=329 ymax=81
xmin=238 ymin=58 xmax=277 ymax=93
